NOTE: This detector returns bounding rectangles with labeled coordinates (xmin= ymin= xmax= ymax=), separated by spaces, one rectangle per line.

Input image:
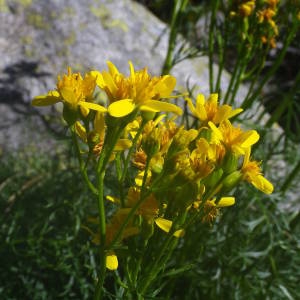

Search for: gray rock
xmin=0 ymin=0 xmax=249 ymax=153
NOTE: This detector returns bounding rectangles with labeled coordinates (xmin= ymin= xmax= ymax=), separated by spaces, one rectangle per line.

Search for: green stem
xmin=94 ymin=170 xmax=106 ymax=300
xmin=131 ymin=238 xmax=149 ymax=291
xmin=208 ymin=0 xmax=219 ymax=93
xmin=115 ymin=153 xmax=125 ymax=207
xmin=215 ymin=29 xmax=225 ymax=94
xmin=228 ymin=46 xmax=251 ymax=105
xmin=241 ymin=22 xmax=298 ymax=111
xmin=71 ymin=127 xmax=98 ymax=195
xmin=223 ymin=40 xmax=246 ymax=104
xmin=162 ymin=0 xmax=188 ymax=75
xmin=138 ymin=210 xmax=187 ymax=295
xmin=138 ymin=232 xmax=178 ymax=295
xmin=93 ymin=120 xmax=132 ymax=298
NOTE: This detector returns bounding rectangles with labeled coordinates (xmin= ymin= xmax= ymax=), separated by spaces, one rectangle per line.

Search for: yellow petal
xmin=106 ymin=195 xmax=121 ymax=204
xmin=240 ymin=130 xmax=260 ymax=148
xmin=185 ymin=97 xmax=197 ymax=116
xmin=128 ymin=61 xmax=135 ymax=81
xmin=195 ymin=94 xmax=207 ymax=120
xmin=90 ymin=70 xmax=105 ymax=88
xmin=208 ymin=121 xmax=223 ymax=141
xmin=215 ymin=105 xmax=232 ymax=123
xmin=102 ymin=71 xmax=118 ymax=95
xmin=60 ymin=87 xmax=78 ymax=105
xmin=155 ymin=218 xmax=184 ymax=238
xmin=196 ymin=93 xmax=205 ymax=106
xmin=114 ymin=139 xmax=132 ymax=151
xmin=140 ymin=100 xmax=182 ymax=115
xmin=252 ymin=175 xmax=274 ymax=194
xmin=155 ymin=75 xmax=176 ymax=97
xmin=155 ymin=217 xmax=173 ymax=233
xmin=106 ymin=252 xmax=118 ymax=270
xmin=173 ymin=229 xmax=185 ymax=238
xmin=108 ymin=99 xmax=135 ymax=117
xmin=207 ymin=93 xmax=218 ymax=105
xmin=217 ymin=197 xmax=235 ymax=207
xmin=75 ymin=121 xmax=87 ymax=142
xmin=94 ymin=112 xmax=105 ymax=139
xmin=107 ymin=61 xmax=120 ymax=77
xmin=228 ymin=108 xmax=243 ymax=119
xmin=80 ymin=105 xmax=89 ymax=117
xmin=135 ymin=171 xmax=144 ymax=187
xmin=78 ymin=101 xmax=107 ymax=112
xmin=135 ymin=170 xmax=152 ymax=186
xmin=242 ymin=147 xmax=251 ymax=168
xmin=32 ymin=91 xmax=60 ymax=106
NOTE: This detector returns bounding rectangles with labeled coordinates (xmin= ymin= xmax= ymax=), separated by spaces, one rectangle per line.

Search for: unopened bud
xmin=143 ymin=128 xmax=160 ymax=157
xmin=141 ymin=111 xmax=156 ymax=122
xmin=203 ymin=168 xmax=223 ymax=189
xmin=222 ymin=170 xmax=242 ymax=191
xmin=63 ymin=104 xmax=78 ymax=126
xmin=222 ymin=152 xmax=238 ymax=174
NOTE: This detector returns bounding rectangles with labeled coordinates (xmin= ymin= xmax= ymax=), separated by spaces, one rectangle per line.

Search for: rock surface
xmin=0 ymin=0 xmax=248 ymax=153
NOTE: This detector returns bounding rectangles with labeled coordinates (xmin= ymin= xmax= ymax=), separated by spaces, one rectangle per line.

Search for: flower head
xmin=241 ymin=148 xmax=274 ymax=194
xmin=209 ymin=120 xmax=259 ymax=155
xmin=186 ymin=93 xmax=242 ymax=125
xmin=92 ymin=61 xmax=182 ymax=117
xmin=239 ymin=1 xmax=256 ymax=17
xmin=32 ymin=68 xmax=106 ymax=121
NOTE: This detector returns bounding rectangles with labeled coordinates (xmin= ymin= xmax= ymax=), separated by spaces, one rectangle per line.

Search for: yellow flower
xmin=75 ymin=112 xmax=131 ymax=155
xmin=32 ymin=68 xmax=106 ymax=114
xmin=241 ymin=148 xmax=274 ymax=194
xmin=239 ymin=1 xmax=256 ymax=17
xmin=189 ymin=138 xmax=216 ymax=180
xmin=209 ymin=120 xmax=260 ymax=155
xmin=106 ymin=210 xmax=140 ymax=249
xmin=154 ymin=218 xmax=185 ymax=238
xmin=193 ymin=197 xmax=235 ymax=224
xmin=265 ymin=0 xmax=279 ymax=10
xmin=126 ymin=187 xmax=159 ymax=220
xmin=91 ymin=61 xmax=182 ymax=117
xmin=185 ymin=93 xmax=242 ymax=125
xmin=106 ymin=251 xmax=118 ymax=270
xmin=84 ymin=208 xmax=139 ymax=270
xmin=125 ymin=187 xmax=184 ymax=237
xmin=257 ymin=8 xmax=278 ymax=35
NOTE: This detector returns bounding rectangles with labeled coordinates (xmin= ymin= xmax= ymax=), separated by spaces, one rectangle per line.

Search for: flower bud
xmin=222 ymin=170 xmax=242 ymax=192
xmin=141 ymin=111 xmax=156 ymax=122
xmin=203 ymin=168 xmax=223 ymax=189
xmin=172 ymin=181 xmax=199 ymax=211
xmin=63 ymin=104 xmax=78 ymax=126
xmin=222 ymin=152 xmax=238 ymax=174
xmin=167 ymin=127 xmax=197 ymax=159
xmin=142 ymin=128 xmax=161 ymax=157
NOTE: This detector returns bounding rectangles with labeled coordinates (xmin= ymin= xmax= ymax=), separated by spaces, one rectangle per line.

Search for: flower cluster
xmin=257 ymin=0 xmax=279 ymax=48
xmin=32 ymin=61 xmax=182 ymax=122
xmin=230 ymin=0 xmax=280 ymax=48
xmin=32 ymin=61 xmax=273 ymax=272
